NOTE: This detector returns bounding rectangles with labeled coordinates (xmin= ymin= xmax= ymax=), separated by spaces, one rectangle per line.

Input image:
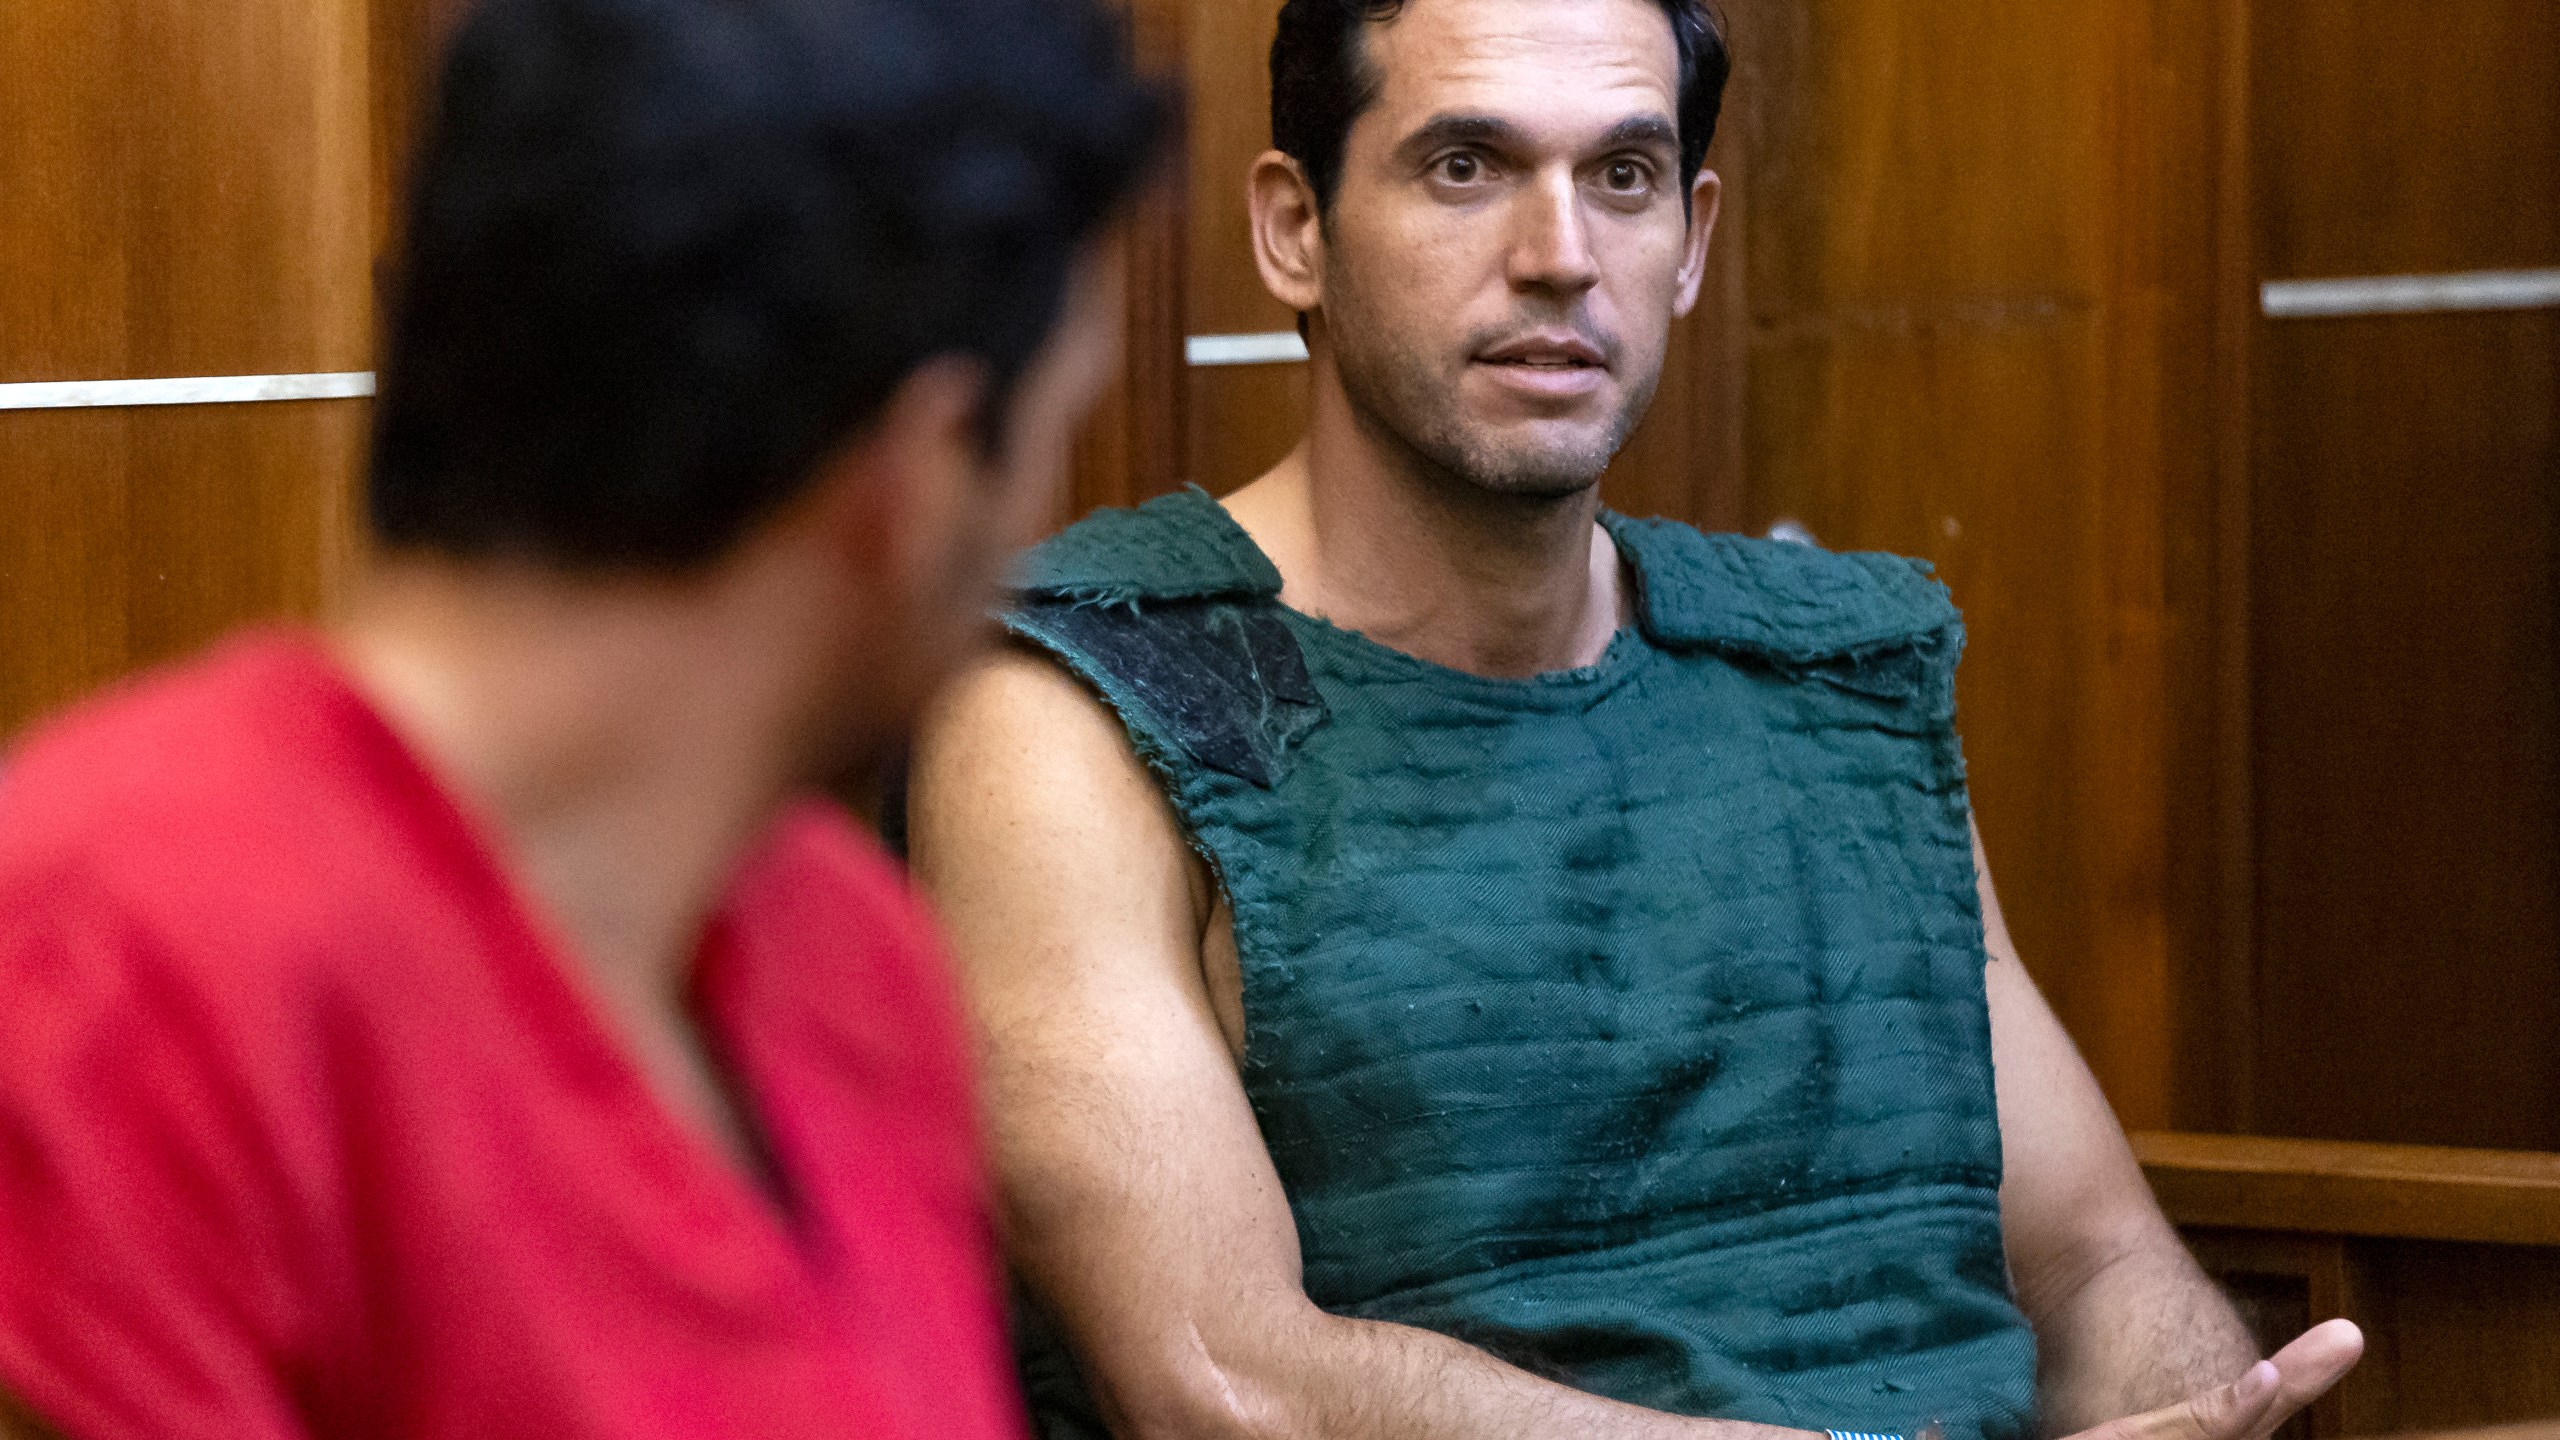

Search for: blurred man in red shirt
xmin=0 ymin=0 xmax=1163 ymax=1435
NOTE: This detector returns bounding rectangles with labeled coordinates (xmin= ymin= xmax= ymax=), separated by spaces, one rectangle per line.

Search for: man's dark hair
xmin=371 ymin=0 xmax=1168 ymax=570
xmin=1270 ymin=0 xmax=1729 ymax=214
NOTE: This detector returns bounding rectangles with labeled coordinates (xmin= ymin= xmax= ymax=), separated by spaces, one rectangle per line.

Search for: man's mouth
xmin=1472 ymin=332 xmax=1612 ymax=399
xmin=1476 ymin=332 xmax=1609 ymax=371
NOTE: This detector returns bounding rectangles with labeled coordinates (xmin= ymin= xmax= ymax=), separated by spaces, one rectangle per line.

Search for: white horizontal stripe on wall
xmin=0 ymin=371 xmax=377 ymax=412
xmin=2261 ymin=269 xmax=2560 ymax=320
xmin=1185 ymin=331 xmax=1310 ymax=367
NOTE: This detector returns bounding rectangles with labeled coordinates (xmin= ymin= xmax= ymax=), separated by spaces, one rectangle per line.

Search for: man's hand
xmin=2061 ymin=1321 xmax=2364 ymax=1440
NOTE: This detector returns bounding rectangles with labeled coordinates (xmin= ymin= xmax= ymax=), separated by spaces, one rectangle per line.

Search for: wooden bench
xmin=2134 ymin=1133 xmax=2560 ymax=1438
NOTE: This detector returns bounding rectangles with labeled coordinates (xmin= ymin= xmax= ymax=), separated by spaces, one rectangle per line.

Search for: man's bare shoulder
xmin=914 ymin=644 xmax=1154 ymax=811
xmin=909 ymin=643 xmax=1207 ymax=935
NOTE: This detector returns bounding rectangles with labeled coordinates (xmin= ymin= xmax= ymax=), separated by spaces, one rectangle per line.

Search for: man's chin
xmin=1448 ymin=453 xmax=1611 ymax=500
xmin=1436 ymin=423 xmax=1622 ymax=499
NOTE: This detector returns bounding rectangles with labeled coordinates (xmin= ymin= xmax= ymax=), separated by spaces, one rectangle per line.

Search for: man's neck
xmin=329 ymin=555 xmax=846 ymax=1171
xmin=1222 ymin=375 xmax=1629 ymax=680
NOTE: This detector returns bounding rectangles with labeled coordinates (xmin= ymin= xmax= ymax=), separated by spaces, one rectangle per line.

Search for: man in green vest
xmin=909 ymin=1 xmax=2363 ymax=1437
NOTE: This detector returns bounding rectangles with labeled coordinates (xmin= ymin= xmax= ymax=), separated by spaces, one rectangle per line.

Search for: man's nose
xmin=1506 ymin=168 xmax=1602 ymax=296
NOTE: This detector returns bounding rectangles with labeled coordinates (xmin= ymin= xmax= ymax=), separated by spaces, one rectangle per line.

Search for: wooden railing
xmin=2134 ymin=1132 xmax=2560 ymax=1247
xmin=2130 ymin=1133 xmax=2560 ymax=1439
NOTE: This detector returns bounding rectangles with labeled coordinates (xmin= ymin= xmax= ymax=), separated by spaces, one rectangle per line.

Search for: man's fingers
xmin=2073 ymin=1361 xmax=2281 ymax=1440
xmin=2181 ymin=1361 xmax=2283 ymax=1440
xmin=2063 ymin=1320 xmax=2365 ymax=1440
xmin=2262 ymin=1319 xmax=2365 ymax=1423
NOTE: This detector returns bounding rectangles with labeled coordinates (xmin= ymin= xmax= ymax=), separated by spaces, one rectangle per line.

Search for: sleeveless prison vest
xmin=1002 ymin=488 xmax=2036 ymax=1440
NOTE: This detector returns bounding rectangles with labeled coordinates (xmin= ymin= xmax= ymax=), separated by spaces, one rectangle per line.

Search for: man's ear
xmin=1249 ymin=150 xmax=1326 ymax=315
xmin=799 ymin=355 xmax=991 ymax=610
xmin=1670 ymin=168 xmax=1725 ymax=320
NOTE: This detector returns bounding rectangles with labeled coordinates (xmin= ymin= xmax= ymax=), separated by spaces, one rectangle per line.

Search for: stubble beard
xmin=1323 ymin=268 xmax=1662 ymax=504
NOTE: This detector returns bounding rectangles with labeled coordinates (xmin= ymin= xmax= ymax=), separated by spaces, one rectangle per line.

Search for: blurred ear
xmin=1670 ymin=168 xmax=1724 ymax=319
xmin=1249 ymin=150 xmax=1326 ymax=315
xmin=797 ymin=355 xmax=991 ymax=613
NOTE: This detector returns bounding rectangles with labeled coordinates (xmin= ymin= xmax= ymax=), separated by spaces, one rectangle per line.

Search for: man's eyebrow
xmin=1393 ymin=112 xmax=1682 ymax=162
xmin=1395 ymin=113 xmax=1529 ymax=160
xmin=1597 ymin=115 xmax=1680 ymax=154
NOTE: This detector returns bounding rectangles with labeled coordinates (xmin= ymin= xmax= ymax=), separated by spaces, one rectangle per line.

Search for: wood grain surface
xmin=2147 ymin=1130 xmax=2560 ymax=1433
xmin=1711 ymin=0 xmax=2233 ymax=1132
xmin=2136 ymin=1130 xmax=2560 ymax=1247
xmin=0 ymin=402 xmax=366 ymax=735
xmin=0 ymin=0 xmax=379 ymax=739
xmin=2241 ymin=0 xmax=2560 ymax=1149
xmin=0 ymin=0 xmax=372 ymax=385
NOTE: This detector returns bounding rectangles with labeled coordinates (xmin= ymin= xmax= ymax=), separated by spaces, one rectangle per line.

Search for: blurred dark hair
xmin=1270 ymin=0 xmax=1728 ymax=214
xmin=370 ymin=0 xmax=1169 ymax=571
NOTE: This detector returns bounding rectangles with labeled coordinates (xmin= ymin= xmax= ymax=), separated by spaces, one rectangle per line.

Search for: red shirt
xmin=0 ymin=633 xmax=1026 ymax=1440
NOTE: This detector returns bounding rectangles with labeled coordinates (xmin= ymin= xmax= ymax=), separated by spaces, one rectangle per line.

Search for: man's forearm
xmin=1106 ymin=1304 xmax=1815 ymax=1440
xmin=2029 ymin=1240 xmax=2260 ymax=1434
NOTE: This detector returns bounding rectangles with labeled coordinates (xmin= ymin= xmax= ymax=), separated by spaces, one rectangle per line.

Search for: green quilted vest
xmin=1002 ymin=488 xmax=2037 ymax=1440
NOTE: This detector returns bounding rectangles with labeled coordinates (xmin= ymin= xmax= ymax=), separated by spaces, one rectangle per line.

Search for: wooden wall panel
xmin=1188 ymin=363 xmax=1309 ymax=497
xmin=0 ymin=404 xmax=367 ymax=734
xmin=2251 ymin=0 xmax=2558 ymax=283
xmin=2144 ymin=1133 xmax=2560 ymax=1431
xmin=2243 ymin=0 xmax=2560 ymax=1149
xmin=1715 ymin=0 xmax=2228 ymax=1129
xmin=2373 ymin=1241 xmax=2560 ymax=1430
xmin=0 ymin=0 xmax=371 ymax=384
xmin=1183 ymin=0 xmax=1293 ymax=344
xmin=2249 ymin=308 xmax=2560 ymax=1150
xmin=1066 ymin=0 xmax=1191 ymax=520
xmin=0 ymin=0 xmax=380 ymax=740
xmin=1180 ymin=0 xmax=1295 ymax=496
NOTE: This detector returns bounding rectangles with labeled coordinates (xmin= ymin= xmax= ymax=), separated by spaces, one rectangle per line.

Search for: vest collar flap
xmin=1602 ymin=512 xmax=1961 ymax=665
xmin=1010 ymin=486 xmax=1283 ymax=606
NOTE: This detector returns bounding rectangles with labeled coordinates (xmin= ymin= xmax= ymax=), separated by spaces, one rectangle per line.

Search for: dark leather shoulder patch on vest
xmin=1009 ymin=598 xmax=1326 ymax=790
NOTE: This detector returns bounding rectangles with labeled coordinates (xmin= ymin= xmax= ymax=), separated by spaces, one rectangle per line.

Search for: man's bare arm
xmin=1976 ymin=828 xmax=2362 ymax=1432
xmin=910 ymin=652 xmax=1813 ymax=1440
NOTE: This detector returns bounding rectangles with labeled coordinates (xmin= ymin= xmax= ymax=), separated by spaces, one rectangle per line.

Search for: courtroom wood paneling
xmin=2241 ymin=0 xmax=2560 ymax=1150
xmin=0 ymin=402 xmax=367 ymax=735
xmin=1715 ymin=0 xmax=2231 ymax=1130
xmin=2252 ymin=0 xmax=2558 ymax=282
xmin=0 ymin=0 xmax=371 ymax=384
xmin=1189 ymin=363 xmax=1310 ymax=496
xmin=2147 ymin=1133 xmax=2560 ymax=1433
xmin=1180 ymin=0 xmax=1300 ymax=496
xmin=1067 ymin=0 xmax=1191 ymax=521
xmin=2247 ymin=308 xmax=2560 ymax=1150
xmin=2135 ymin=1131 xmax=2560 ymax=1248
xmin=2192 ymin=1236 xmax=2560 ymax=1434
xmin=2372 ymin=1242 xmax=2560 ymax=1432
xmin=1069 ymin=181 xmax=1193 ymax=522
xmin=0 ymin=0 xmax=382 ymax=741
xmin=1183 ymin=0 xmax=1293 ymax=343
xmin=2389 ymin=1425 xmax=2560 ymax=1440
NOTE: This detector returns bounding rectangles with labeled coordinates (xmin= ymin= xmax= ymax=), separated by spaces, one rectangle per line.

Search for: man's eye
xmin=1604 ymin=160 xmax=1649 ymax=192
xmin=1438 ymin=153 xmax=1482 ymax=184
